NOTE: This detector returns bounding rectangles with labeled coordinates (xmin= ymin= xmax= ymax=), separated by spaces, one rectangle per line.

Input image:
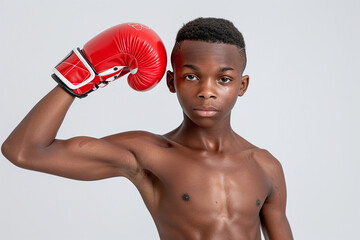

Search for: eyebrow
xmin=183 ymin=65 xmax=234 ymax=72
xmin=220 ymin=67 xmax=234 ymax=72
xmin=183 ymin=64 xmax=199 ymax=71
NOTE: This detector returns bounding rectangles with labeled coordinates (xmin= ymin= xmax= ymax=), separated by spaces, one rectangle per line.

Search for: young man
xmin=2 ymin=18 xmax=293 ymax=239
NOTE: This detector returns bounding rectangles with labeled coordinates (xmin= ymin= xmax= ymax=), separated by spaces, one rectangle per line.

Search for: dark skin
xmin=2 ymin=40 xmax=293 ymax=240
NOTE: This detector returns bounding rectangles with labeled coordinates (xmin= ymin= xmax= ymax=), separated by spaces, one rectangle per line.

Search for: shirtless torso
xmin=114 ymin=130 xmax=274 ymax=240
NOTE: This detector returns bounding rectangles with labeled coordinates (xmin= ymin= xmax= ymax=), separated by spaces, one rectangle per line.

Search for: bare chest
xmin=138 ymin=149 xmax=271 ymax=237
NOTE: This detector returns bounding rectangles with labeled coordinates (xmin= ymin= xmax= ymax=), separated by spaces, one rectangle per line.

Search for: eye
xmin=184 ymin=74 xmax=198 ymax=81
xmin=218 ymin=76 xmax=232 ymax=84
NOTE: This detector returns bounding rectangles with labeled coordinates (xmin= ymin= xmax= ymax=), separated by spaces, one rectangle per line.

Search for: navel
xmin=256 ymin=199 xmax=261 ymax=206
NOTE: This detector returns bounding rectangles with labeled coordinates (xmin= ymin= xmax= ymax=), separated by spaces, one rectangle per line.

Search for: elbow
xmin=1 ymin=139 xmax=31 ymax=168
xmin=1 ymin=139 xmax=12 ymax=161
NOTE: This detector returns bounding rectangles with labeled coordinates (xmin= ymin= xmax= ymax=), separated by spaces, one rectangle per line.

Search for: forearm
xmin=2 ymin=85 xmax=75 ymax=163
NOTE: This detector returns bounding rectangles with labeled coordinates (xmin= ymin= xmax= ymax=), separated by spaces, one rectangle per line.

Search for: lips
xmin=193 ymin=106 xmax=220 ymax=117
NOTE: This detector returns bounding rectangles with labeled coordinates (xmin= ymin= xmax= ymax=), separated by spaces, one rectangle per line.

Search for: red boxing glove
xmin=52 ymin=23 xmax=167 ymax=98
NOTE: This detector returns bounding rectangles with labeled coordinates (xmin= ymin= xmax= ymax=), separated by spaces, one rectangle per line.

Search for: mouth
xmin=193 ymin=107 xmax=220 ymax=117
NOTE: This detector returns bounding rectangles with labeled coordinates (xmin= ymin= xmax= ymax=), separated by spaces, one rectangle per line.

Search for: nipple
xmin=182 ymin=194 xmax=190 ymax=201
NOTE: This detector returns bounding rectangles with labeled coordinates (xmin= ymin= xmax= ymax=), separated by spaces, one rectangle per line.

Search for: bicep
xmin=19 ymin=136 xmax=139 ymax=181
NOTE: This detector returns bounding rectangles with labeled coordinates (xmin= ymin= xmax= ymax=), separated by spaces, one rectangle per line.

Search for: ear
xmin=166 ymin=70 xmax=176 ymax=93
xmin=238 ymin=75 xmax=250 ymax=97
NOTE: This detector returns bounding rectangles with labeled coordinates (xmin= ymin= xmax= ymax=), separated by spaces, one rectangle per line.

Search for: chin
xmin=187 ymin=115 xmax=220 ymax=128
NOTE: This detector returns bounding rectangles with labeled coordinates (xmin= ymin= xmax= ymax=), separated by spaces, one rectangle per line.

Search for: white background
xmin=1 ymin=0 xmax=359 ymax=239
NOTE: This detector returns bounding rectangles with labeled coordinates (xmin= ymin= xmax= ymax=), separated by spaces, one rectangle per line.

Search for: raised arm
xmin=1 ymin=86 xmax=138 ymax=180
xmin=2 ymin=23 xmax=167 ymax=181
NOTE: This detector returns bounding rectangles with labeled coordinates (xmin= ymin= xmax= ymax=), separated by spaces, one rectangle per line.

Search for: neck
xmin=167 ymin=113 xmax=238 ymax=153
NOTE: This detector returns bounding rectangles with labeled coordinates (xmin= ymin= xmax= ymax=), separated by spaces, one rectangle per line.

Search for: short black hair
xmin=175 ymin=17 xmax=245 ymax=49
xmin=171 ymin=17 xmax=246 ymax=67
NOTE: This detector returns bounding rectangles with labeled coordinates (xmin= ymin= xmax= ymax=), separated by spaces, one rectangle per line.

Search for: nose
xmin=197 ymin=78 xmax=217 ymax=99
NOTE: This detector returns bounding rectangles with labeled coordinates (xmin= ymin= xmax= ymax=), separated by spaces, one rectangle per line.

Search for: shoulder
xmin=249 ymin=148 xmax=285 ymax=182
xmin=101 ymin=131 xmax=171 ymax=173
xmin=233 ymin=134 xmax=284 ymax=175
xmin=250 ymin=148 xmax=281 ymax=166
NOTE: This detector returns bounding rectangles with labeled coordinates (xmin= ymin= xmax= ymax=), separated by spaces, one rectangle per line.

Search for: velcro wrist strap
xmin=52 ymin=48 xmax=97 ymax=90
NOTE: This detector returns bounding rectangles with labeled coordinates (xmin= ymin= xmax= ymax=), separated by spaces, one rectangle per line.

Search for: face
xmin=167 ymin=40 xmax=249 ymax=128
